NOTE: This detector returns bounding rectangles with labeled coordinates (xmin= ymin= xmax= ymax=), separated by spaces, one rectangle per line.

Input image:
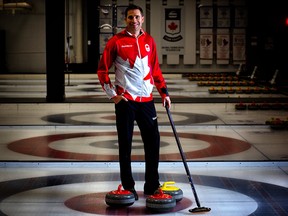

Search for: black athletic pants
xmin=115 ymin=100 xmax=160 ymax=192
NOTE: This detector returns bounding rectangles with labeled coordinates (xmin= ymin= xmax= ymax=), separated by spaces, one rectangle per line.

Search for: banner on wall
xmin=200 ymin=34 xmax=213 ymax=59
xmin=235 ymin=7 xmax=247 ymax=28
xmin=200 ymin=7 xmax=213 ymax=28
xmin=162 ymin=7 xmax=184 ymax=54
xmin=117 ymin=6 xmax=127 ymax=27
xmin=233 ymin=34 xmax=246 ymax=63
xmin=217 ymin=34 xmax=230 ymax=60
xmin=99 ymin=33 xmax=113 ymax=54
xmin=217 ymin=7 xmax=230 ymax=28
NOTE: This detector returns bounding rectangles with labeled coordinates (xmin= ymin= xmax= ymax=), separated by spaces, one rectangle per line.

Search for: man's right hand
xmin=112 ymin=95 xmax=128 ymax=104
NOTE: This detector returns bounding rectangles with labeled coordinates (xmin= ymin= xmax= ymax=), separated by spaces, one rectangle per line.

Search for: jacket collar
xmin=125 ymin=28 xmax=145 ymax=38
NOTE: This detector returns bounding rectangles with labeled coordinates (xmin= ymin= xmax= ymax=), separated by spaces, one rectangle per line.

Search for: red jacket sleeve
xmin=97 ymin=36 xmax=117 ymax=99
xmin=150 ymin=38 xmax=169 ymax=99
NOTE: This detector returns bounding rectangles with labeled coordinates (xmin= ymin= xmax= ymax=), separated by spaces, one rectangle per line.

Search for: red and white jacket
xmin=97 ymin=29 xmax=169 ymax=102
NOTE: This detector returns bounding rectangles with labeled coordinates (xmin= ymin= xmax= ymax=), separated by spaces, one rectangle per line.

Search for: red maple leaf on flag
xmin=168 ymin=22 xmax=178 ymax=31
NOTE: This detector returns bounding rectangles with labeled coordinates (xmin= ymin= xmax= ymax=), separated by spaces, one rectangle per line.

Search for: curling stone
xmin=105 ymin=184 xmax=135 ymax=207
xmin=158 ymin=181 xmax=183 ymax=202
xmin=146 ymin=189 xmax=176 ymax=212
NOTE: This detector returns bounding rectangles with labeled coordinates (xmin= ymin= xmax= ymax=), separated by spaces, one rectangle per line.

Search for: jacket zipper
xmin=135 ymin=34 xmax=145 ymax=102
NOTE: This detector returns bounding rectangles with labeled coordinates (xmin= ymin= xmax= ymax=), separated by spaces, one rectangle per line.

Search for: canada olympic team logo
xmin=145 ymin=44 xmax=150 ymax=52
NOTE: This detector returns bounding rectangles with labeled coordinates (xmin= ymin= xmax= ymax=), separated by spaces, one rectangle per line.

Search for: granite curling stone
xmin=159 ymin=181 xmax=183 ymax=202
xmin=105 ymin=184 xmax=135 ymax=207
xmin=146 ymin=189 xmax=176 ymax=212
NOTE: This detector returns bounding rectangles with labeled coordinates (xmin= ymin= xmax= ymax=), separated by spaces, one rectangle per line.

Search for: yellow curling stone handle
xmin=160 ymin=181 xmax=180 ymax=191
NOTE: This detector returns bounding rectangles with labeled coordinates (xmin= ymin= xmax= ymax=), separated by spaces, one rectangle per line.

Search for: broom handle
xmin=165 ymin=106 xmax=201 ymax=208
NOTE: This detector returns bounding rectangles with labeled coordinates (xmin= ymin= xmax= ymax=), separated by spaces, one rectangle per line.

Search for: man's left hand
xmin=163 ymin=96 xmax=171 ymax=109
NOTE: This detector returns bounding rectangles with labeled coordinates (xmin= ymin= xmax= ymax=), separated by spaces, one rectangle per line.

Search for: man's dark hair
xmin=125 ymin=4 xmax=144 ymax=17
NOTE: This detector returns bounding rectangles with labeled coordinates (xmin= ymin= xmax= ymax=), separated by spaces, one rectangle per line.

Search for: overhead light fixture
xmin=0 ymin=1 xmax=32 ymax=14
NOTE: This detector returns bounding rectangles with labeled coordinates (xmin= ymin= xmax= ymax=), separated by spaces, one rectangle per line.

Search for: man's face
xmin=125 ymin=9 xmax=144 ymax=35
